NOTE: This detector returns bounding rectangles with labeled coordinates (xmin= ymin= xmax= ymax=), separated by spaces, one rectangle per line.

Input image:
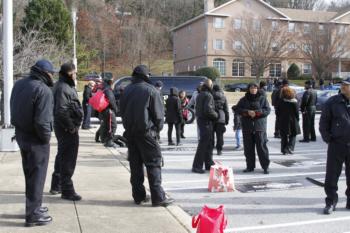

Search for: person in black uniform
xmin=82 ymin=81 xmax=95 ymax=129
xmin=120 ymin=65 xmax=174 ymax=207
xmin=319 ymin=77 xmax=350 ymax=214
xmin=212 ymin=84 xmax=229 ymax=155
xmin=100 ymin=76 xmax=118 ymax=148
xmin=10 ymin=59 xmax=55 ymax=226
xmin=192 ymin=79 xmax=218 ymax=174
xmin=300 ymin=80 xmax=317 ymax=142
xmin=165 ymin=87 xmax=183 ymax=146
xmin=50 ymin=63 xmax=83 ymax=201
xmin=271 ymin=80 xmax=282 ymax=138
xmin=236 ymin=82 xmax=271 ymax=174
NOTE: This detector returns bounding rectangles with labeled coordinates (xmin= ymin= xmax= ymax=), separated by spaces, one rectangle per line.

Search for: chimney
xmin=204 ymin=0 xmax=215 ymax=12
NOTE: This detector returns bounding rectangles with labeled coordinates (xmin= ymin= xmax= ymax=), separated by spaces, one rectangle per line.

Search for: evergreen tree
xmin=22 ymin=0 xmax=72 ymax=45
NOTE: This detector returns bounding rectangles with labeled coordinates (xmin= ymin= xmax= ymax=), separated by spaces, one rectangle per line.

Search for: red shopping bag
xmin=208 ymin=164 xmax=235 ymax=192
xmin=88 ymin=90 xmax=109 ymax=112
xmin=192 ymin=205 xmax=227 ymax=233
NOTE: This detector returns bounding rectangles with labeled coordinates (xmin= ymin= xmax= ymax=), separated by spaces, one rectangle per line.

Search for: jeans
xmin=235 ymin=129 xmax=241 ymax=147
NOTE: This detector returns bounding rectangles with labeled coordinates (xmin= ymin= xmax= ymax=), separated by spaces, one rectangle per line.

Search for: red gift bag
xmin=208 ymin=164 xmax=235 ymax=192
xmin=89 ymin=90 xmax=109 ymax=112
xmin=192 ymin=205 xmax=227 ymax=233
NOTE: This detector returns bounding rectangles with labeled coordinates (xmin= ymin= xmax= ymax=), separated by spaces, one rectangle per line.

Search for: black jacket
xmin=165 ymin=87 xmax=182 ymax=124
xmin=319 ymin=94 xmax=350 ymax=144
xmin=212 ymin=89 xmax=229 ymax=125
xmin=10 ymin=67 xmax=54 ymax=144
xmin=82 ymin=85 xmax=93 ymax=105
xmin=120 ymin=77 xmax=164 ymax=135
xmin=300 ymin=88 xmax=317 ymax=112
xmin=278 ymin=98 xmax=301 ymax=136
xmin=195 ymin=87 xmax=218 ymax=121
xmin=103 ymin=83 xmax=118 ymax=115
xmin=271 ymin=88 xmax=281 ymax=108
xmin=236 ymin=92 xmax=271 ymax=132
xmin=53 ymin=75 xmax=83 ymax=130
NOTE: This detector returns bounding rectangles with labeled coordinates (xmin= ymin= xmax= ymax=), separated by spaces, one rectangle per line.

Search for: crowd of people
xmin=9 ymin=59 xmax=350 ymax=227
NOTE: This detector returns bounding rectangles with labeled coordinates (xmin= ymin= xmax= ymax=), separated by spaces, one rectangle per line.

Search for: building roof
xmin=276 ymin=8 xmax=338 ymax=23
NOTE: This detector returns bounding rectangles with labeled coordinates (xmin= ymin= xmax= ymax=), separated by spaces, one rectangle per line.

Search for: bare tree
xmin=232 ymin=16 xmax=292 ymax=80
xmin=265 ymin=0 xmax=321 ymax=9
xmin=328 ymin=0 xmax=350 ymax=11
xmin=300 ymin=23 xmax=350 ymax=79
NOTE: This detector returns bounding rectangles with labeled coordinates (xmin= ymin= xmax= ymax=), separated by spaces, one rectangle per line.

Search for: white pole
xmin=3 ymin=0 xmax=13 ymax=127
xmin=338 ymin=58 xmax=342 ymax=78
xmin=72 ymin=8 xmax=78 ymax=72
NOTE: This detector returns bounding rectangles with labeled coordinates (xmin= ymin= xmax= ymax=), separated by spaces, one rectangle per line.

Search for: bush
xmin=332 ymin=77 xmax=343 ymax=83
xmin=195 ymin=67 xmax=220 ymax=82
xmin=298 ymin=74 xmax=312 ymax=80
xmin=287 ymin=63 xmax=300 ymax=79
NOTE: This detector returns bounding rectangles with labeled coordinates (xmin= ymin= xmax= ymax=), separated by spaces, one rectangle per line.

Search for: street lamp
xmin=72 ymin=8 xmax=78 ymax=72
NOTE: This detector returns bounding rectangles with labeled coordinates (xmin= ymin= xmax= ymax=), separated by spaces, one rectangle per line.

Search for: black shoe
xmin=263 ymin=169 xmax=269 ymax=174
xmin=81 ymin=126 xmax=91 ymax=130
xmin=152 ymin=198 xmax=175 ymax=207
xmin=25 ymin=214 xmax=52 ymax=227
xmin=286 ymin=148 xmax=293 ymax=154
xmin=323 ymin=204 xmax=336 ymax=215
xmin=168 ymin=142 xmax=175 ymax=146
xmin=299 ymin=139 xmax=310 ymax=143
xmin=217 ymin=150 xmax=222 ymax=155
xmin=310 ymin=138 xmax=316 ymax=142
xmin=61 ymin=192 xmax=82 ymax=201
xmin=192 ymin=168 xmax=205 ymax=174
xmin=282 ymin=151 xmax=287 ymax=155
xmin=346 ymin=200 xmax=350 ymax=209
xmin=134 ymin=195 xmax=151 ymax=205
xmin=176 ymin=142 xmax=182 ymax=146
xmin=39 ymin=207 xmax=48 ymax=213
xmin=181 ymin=135 xmax=186 ymax=139
xmin=243 ymin=168 xmax=254 ymax=173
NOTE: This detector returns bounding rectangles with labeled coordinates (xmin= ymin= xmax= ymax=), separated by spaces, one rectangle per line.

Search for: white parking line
xmin=224 ymin=216 xmax=350 ymax=232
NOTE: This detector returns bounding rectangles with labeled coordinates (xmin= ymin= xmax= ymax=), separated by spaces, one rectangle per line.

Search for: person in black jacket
xmin=278 ymin=87 xmax=300 ymax=155
xmin=300 ymin=80 xmax=317 ymax=142
xmin=10 ymin=60 xmax=55 ymax=226
xmin=50 ymin=63 xmax=83 ymax=201
xmin=192 ymin=79 xmax=218 ymax=174
xmin=100 ymin=76 xmax=118 ymax=148
xmin=271 ymin=80 xmax=282 ymax=138
xmin=236 ymin=82 xmax=271 ymax=174
xmin=319 ymin=77 xmax=350 ymax=215
xmin=212 ymin=85 xmax=229 ymax=155
xmin=82 ymin=81 xmax=95 ymax=129
xmin=120 ymin=65 xmax=174 ymax=207
xmin=165 ymin=87 xmax=183 ymax=146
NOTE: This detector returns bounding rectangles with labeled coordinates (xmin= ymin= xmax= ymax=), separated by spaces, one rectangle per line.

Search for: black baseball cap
xmin=34 ymin=59 xmax=57 ymax=74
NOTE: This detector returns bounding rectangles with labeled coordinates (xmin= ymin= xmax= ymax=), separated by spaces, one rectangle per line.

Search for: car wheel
xmin=185 ymin=108 xmax=195 ymax=124
xmin=234 ymin=88 xmax=241 ymax=92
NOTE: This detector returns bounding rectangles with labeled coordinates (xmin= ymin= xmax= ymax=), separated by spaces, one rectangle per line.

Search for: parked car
xmin=296 ymin=89 xmax=338 ymax=111
xmin=324 ymin=83 xmax=341 ymax=91
xmin=113 ymin=76 xmax=208 ymax=124
xmin=289 ymin=83 xmax=304 ymax=93
xmin=83 ymin=73 xmax=102 ymax=82
xmin=224 ymin=83 xmax=248 ymax=92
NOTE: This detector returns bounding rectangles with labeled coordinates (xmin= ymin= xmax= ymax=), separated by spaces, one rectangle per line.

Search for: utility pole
xmin=0 ymin=0 xmax=18 ymax=151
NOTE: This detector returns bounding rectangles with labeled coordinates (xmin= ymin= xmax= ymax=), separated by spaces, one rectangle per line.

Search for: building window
xmin=338 ymin=25 xmax=347 ymax=35
xmin=304 ymin=23 xmax=310 ymax=34
xmin=213 ymin=58 xmax=226 ymax=76
xmin=272 ymin=42 xmax=278 ymax=51
xmin=288 ymin=42 xmax=296 ymax=50
xmin=319 ymin=24 xmax=324 ymax=32
xmin=269 ymin=63 xmax=282 ymax=77
xmin=272 ymin=21 xmax=278 ymax=31
xmin=233 ymin=41 xmax=243 ymax=50
xmin=288 ymin=22 xmax=295 ymax=32
xmin=214 ymin=39 xmax=224 ymax=50
xmin=253 ymin=19 xmax=261 ymax=30
xmin=234 ymin=18 xmax=242 ymax=29
xmin=251 ymin=64 xmax=257 ymax=77
xmin=303 ymin=44 xmax=311 ymax=53
xmin=214 ymin=17 xmax=224 ymax=29
xmin=303 ymin=63 xmax=312 ymax=74
xmin=232 ymin=59 xmax=245 ymax=77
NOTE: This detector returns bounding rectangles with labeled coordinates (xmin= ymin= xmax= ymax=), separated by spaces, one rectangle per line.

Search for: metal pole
xmin=72 ymin=8 xmax=78 ymax=72
xmin=2 ymin=0 xmax=13 ymax=127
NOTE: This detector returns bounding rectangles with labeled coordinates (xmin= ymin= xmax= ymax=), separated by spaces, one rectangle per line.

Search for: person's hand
xmin=248 ymin=110 xmax=256 ymax=118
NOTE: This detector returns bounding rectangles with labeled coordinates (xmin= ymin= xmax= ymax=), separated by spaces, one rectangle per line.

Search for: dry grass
xmin=224 ymin=91 xmax=272 ymax=106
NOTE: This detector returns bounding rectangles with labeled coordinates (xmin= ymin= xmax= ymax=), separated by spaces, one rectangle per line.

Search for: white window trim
xmin=213 ymin=39 xmax=224 ymax=50
xmin=214 ymin=17 xmax=224 ymax=29
xmin=234 ymin=18 xmax=242 ymax=30
xmin=288 ymin=22 xmax=295 ymax=32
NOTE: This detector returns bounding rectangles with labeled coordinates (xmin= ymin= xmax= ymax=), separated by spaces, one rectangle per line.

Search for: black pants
xmin=51 ymin=126 xmax=79 ymax=193
xmin=127 ymin=133 xmax=166 ymax=204
xmin=213 ymin=123 xmax=226 ymax=151
xmin=242 ymin=131 xmax=270 ymax=170
xmin=82 ymin=103 xmax=92 ymax=128
xmin=192 ymin=119 xmax=215 ymax=170
xmin=180 ymin=122 xmax=185 ymax=137
xmin=274 ymin=108 xmax=280 ymax=137
xmin=280 ymin=133 xmax=296 ymax=153
xmin=168 ymin=122 xmax=181 ymax=144
xmin=16 ymin=133 xmax=49 ymax=217
xmin=302 ymin=109 xmax=316 ymax=141
xmin=324 ymin=142 xmax=350 ymax=205
xmin=100 ymin=109 xmax=117 ymax=144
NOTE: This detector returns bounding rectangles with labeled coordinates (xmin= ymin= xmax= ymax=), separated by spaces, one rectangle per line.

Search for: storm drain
xmin=236 ymin=179 xmax=312 ymax=193
xmin=274 ymin=160 xmax=326 ymax=168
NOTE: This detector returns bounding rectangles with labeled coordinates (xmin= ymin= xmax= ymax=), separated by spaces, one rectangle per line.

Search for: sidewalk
xmin=0 ymin=129 xmax=192 ymax=233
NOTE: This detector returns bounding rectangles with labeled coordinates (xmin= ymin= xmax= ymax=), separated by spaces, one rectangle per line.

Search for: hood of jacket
xmin=170 ymin=87 xmax=179 ymax=96
xmin=59 ymin=74 xmax=75 ymax=87
xmin=30 ymin=66 xmax=54 ymax=87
